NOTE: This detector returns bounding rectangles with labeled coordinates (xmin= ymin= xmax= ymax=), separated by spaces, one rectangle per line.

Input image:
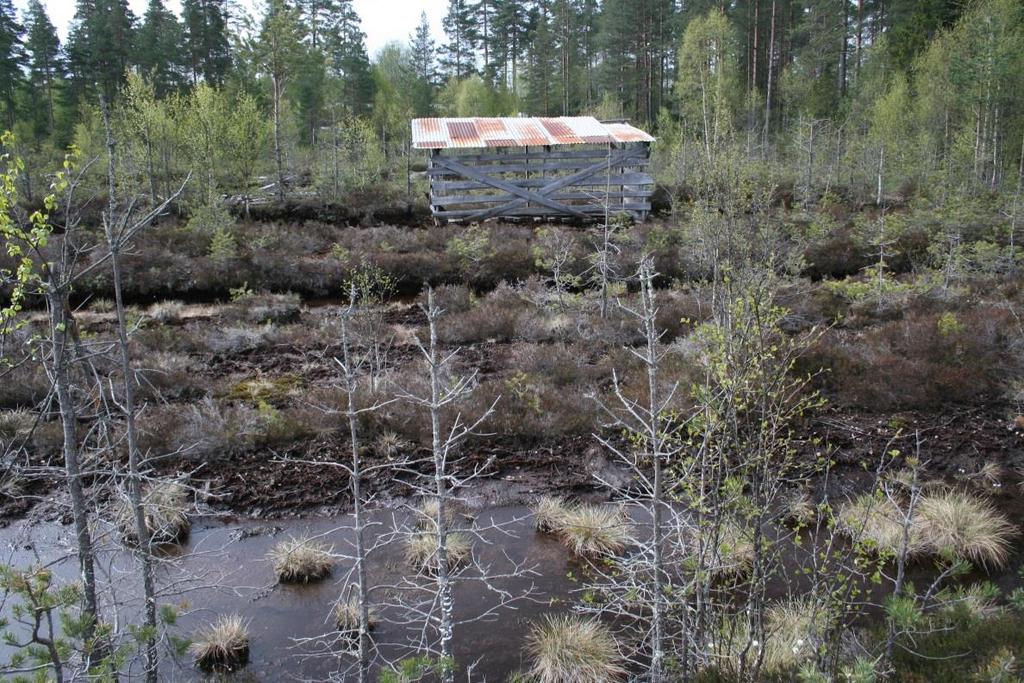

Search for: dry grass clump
xmin=966 ymin=461 xmax=1006 ymax=490
xmin=114 ymin=480 xmax=190 ymax=545
xmin=269 ymin=535 xmax=334 ymax=583
xmin=760 ymin=599 xmax=824 ymax=672
xmin=708 ymin=520 xmax=755 ymax=577
xmin=414 ymin=498 xmax=460 ymax=530
xmin=556 ymin=505 xmax=629 ymax=558
xmin=837 ymin=489 xmax=1015 ymax=568
xmin=837 ymin=493 xmax=925 ymax=557
xmin=917 ymin=491 xmax=1015 ymax=568
xmin=526 ymin=614 xmax=625 ymax=683
xmin=718 ymin=599 xmax=826 ymax=674
xmin=781 ymin=491 xmax=817 ymax=527
xmin=373 ymin=430 xmax=408 ymax=458
xmin=333 ymin=596 xmax=379 ymax=639
xmin=149 ymin=300 xmax=186 ymax=323
xmin=0 ymin=408 xmax=34 ymax=441
xmin=190 ymin=614 xmax=250 ymax=672
xmin=531 ymin=496 xmax=571 ymax=532
xmin=404 ymin=531 xmax=472 ymax=573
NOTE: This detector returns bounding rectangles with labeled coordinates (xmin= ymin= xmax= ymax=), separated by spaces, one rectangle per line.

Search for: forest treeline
xmin=0 ymin=0 xmax=1022 ymax=210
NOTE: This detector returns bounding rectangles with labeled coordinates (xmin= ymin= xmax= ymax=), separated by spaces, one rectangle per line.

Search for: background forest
xmin=0 ymin=0 xmax=1021 ymax=208
xmin=3 ymin=1 xmax=1024 ymax=682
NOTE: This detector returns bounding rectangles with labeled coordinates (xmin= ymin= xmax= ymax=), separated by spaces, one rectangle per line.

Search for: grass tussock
xmin=555 ymin=505 xmax=629 ymax=558
xmin=837 ymin=493 xmax=925 ymax=558
xmin=404 ymin=531 xmax=472 ymax=573
xmin=781 ymin=490 xmax=817 ymax=527
xmin=531 ymin=496 xmax=570 ymax=533
xmin=333 ymin=596 xmax=379 ymax=638
xmin=708 ymin=520 xmax=755 ymax=577
xmin=526 ymin=614 xmax=625 ymax=683
xmin=269 ymin=535 xmax=334 ymax=583
xmin=0 ymin=408 xmax=34 ymax=440
xmin=148 ymin=300 xmax=186 ymax=323
xmin=114 ymin=480 xmax=190 ymax=545
xmin=917 ymin=491 xmax=1015 ymax=569
xmin=838 ymin=489 xmax=1015 ymax=568
xmin=190 ymin=614 xmax=250 ymax=672
xmin=414 ymin=498 xmax=460 ymax=530
xmin=761 ymin=599 xmax=824 ymax=672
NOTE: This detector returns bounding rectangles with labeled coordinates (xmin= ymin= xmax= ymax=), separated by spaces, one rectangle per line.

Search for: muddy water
xmin=0 ymin=507 xmax=575 ymax=682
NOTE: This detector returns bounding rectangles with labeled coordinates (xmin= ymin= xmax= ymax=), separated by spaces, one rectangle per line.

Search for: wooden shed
xmin=412 ymin=116 xmax=655 ymax=223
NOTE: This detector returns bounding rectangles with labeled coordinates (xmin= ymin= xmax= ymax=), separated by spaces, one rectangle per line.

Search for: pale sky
xmin=15 ymin=0 xmax=447 ymax=59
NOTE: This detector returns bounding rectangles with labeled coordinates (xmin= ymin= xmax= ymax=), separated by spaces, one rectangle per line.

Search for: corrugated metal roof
xmin=411 ymin=116 xmax=655 ymax=149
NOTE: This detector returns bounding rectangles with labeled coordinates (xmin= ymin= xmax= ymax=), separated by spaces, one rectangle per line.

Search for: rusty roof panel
xmin=605 ymin=123 xmax=656 ymax=143
xmin=411 ymin=117 xmax=654 ymax=149
xmin=539 ymin=118 xmax=583 ymax=144
xmin=475 ymin=118 xmax=507 ymax=136
xmin=506 ymin=119 xmax=550 ymax=146
xmin=447 ymin=120 xmax=478 ymax=141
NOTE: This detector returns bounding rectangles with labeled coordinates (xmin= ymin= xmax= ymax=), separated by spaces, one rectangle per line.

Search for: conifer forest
xmin=2 ymin=0 xmax=1024 ymax=680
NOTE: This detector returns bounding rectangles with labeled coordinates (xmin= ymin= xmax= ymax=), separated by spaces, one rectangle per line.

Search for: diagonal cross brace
xmin=433 ymin=148 xmax=645 ymax=221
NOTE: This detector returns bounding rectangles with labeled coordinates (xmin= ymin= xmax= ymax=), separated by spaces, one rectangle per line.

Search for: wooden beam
xmin=459 ymin=148 xmax=646 ymax=221
xmin=433 ymin=155 xmax=590 ymax=218
xmin=432 ymin=173 xmax=654 ymax=192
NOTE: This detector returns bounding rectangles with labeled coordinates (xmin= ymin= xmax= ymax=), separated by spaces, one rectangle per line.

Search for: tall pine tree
xmin=182 ymin=0 xmax=231 ymax=85
xmin=22 ymin=0 xmax=61 ymax=138
xmin=410 ymin=11 xmax=436 ymax=85
xmin=441 ymin=0 xmax=477 ymax=81
xmin=325 ymin=0 xmax=374 ymax=116
xmin=492 ymin=0 xmax=532 ymax=91
xmin=66 ymin=0 xmax=136 ymax=103
xmin=0 ymin=0 xmax=23 ymax=129
xmin=525 ymin=4 xmax=558 ymax=115
xmin=136 ymin=0 xmax=184 ymax=97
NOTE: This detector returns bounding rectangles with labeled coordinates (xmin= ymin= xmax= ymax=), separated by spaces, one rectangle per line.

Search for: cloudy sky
xmin=15 ymin=0 xmax=448 ymax=59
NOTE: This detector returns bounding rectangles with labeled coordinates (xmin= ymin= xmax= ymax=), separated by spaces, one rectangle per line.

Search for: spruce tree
xmin=22 ymin=0 xmax=61 ymax=138
xmin=182 ymin=0 xmax=231 ymax=85
xmin=476 ymin=0 xmax=497 ymax=80
xmin=410 ymin=11 xmax=436 ymax=85
xmin=525 ymin=5 xmax=558 ymax=115
xmin=441 ymin=0 xmax=477 ymax=81
xmin=66 ymin=0 xmax=136 ymax=103
xmin=326 ymin=1 xmax=374 ymax=116
xmin=492 ymin=0 xmax=532 ymax=90
xmin=136 ymin=0 xmax=184 ymax=97
xmin=295 ymin=0 xmax=338 ymax=49
xmin=0 ymin=0 xmax=24 ymax=129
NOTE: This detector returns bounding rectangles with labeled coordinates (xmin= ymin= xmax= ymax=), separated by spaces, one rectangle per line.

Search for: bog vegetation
xmin=1 ymin=0 xmax=1024 ymax=681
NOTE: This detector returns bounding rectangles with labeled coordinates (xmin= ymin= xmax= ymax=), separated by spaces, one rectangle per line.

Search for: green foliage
xmin=446 ymin=222 xmax=495 ymax=267
xmin=675 ymin=9 xmax=740 ymax=157
xmin=0 ymin=133 xmax=74 ymax=334
xmin=379 ymin=655 xmax=455 ymax=683
xmin=207 ymin=224 xmax=237 ymax=261
xmin=0 ymin=564 xmax=130 ymax=682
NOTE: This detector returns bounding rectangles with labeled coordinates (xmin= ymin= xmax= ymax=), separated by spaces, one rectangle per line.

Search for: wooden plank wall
xmin=427 ymin=143 xmax=654 ymax=222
